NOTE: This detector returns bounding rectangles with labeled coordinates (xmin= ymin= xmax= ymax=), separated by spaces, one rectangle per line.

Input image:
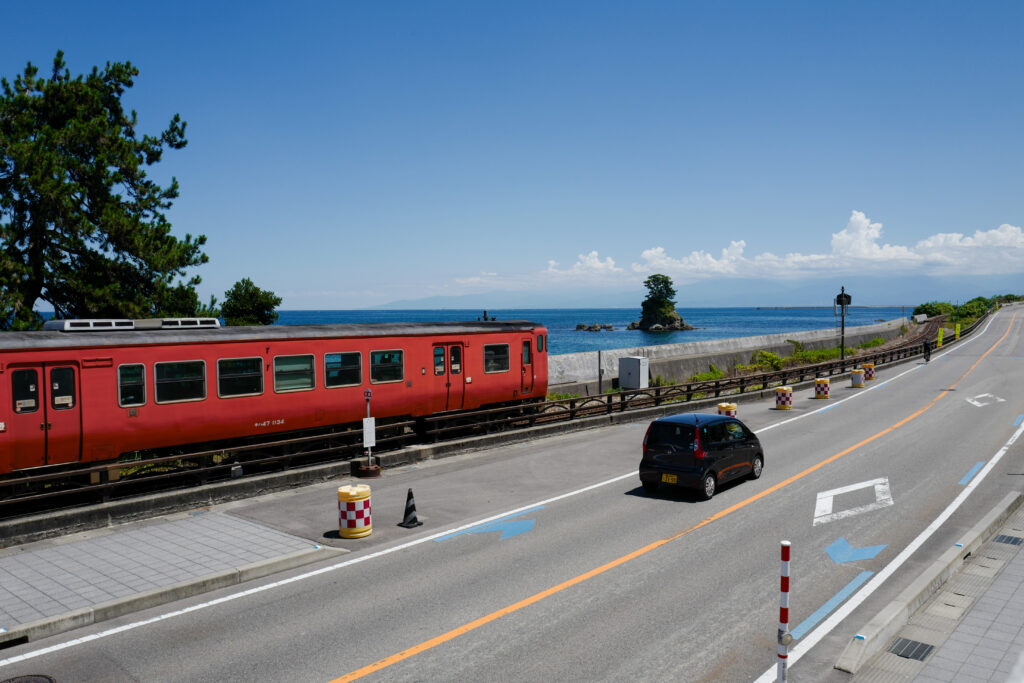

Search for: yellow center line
xmin=331 ymin=313 xmax=1016 ymax=682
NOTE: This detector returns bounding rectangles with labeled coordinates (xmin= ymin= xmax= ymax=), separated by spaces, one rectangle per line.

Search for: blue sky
xmin=4 ymin=1 xmax=1022 ymax=309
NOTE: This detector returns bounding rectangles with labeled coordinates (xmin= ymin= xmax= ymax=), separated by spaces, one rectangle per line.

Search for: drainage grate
xmin=994 ymin=535 xmax=1023 ymax=546
xmin=889 ymin=637 xmax=935 ymax=661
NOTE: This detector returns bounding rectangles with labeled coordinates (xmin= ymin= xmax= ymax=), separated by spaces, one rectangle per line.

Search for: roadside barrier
xmin=717 ymin=402 xmax=737 ymax=417
xmin=338 ymin=484 xmax=372 ymax=539
xmin=814 ymin=378 xmax=830 ymax=399
xmin=775 ymin=386 xmax=793 ymax=410
xmin=851 ymin=369 xmax=865 ymax=388
xmin=862 ymin=362 xmax=875 ymax=380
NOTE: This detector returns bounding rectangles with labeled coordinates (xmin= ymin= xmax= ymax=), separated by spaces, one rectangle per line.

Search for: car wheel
xmin=642 ymin=480 xmax=658 ymax=494
xmin=750 ymin=455 xmax=763 ymax=480
xmin=701 ymin=472 xmax=716 ymax=500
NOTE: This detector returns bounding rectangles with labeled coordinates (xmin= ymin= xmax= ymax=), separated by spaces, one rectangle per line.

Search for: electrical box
xmin=619 ymin=356 xmax=649 ymax=390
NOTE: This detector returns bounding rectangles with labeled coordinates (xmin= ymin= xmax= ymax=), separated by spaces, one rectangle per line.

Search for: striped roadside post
xmin=778 ymin=540 xmax=793 ymax=682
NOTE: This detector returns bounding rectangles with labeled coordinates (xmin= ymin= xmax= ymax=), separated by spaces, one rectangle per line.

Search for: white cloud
xmin=630 ymin=211 xmax=1024 ymax=280
xmin=439 ymin=212 xmax=1024 ymax=298
xmin=546 ymin=251 xmax=623 ymax=276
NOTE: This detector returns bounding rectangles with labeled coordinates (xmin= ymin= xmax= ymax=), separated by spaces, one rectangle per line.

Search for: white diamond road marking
xmin=813 ymin=477 xmax=893 ymax=526
xmin=966 ymin=393 xmax=1006 ymax=407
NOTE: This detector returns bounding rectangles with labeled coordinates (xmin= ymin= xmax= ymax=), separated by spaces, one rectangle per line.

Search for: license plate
xmin=661 ymin=473 xmax=677 ymax=484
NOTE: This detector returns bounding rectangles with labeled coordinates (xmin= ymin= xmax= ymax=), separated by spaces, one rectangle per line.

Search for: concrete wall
xmin=548 ymin=317 xmax=909 ymax=395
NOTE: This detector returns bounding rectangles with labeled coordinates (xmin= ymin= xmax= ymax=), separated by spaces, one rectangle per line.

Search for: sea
xmin=276 ymin=307 xmax=912 ymax=355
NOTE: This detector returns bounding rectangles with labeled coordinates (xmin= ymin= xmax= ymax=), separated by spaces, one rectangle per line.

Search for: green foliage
xmin=640 ymin=273 xmax=677 ymax=322
xmin=749 ymin=350 xmax=783 ymax=371
xmin=951 ymin=296 xmax=990 ymax=324
xmin=0 ymin=51 xmax=206 ymax=329
xmin=650 ymin=374 xmax=675 ymax=387
xmin=857 ymin=337 xmax=885 ymax=349
xmin=790 ymin=347 xmax=854 ymax=364
xmin=546 ymin=392 xmax=581 ymax=401
xmin=913 ymin=301 xmax=954 ymax=317
xmin=220 ymin=278 xmax=282 ymax=326
xmin=690 ymin=364 xmax=725 ymax=382
xmin=787 ymin=339 xmax=804 ymax=354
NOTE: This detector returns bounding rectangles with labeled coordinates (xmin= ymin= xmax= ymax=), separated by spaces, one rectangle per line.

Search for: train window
xmin=218 ymin=358 xmax=264 ymax=398
xmin=537 ymin=334 xmax=545 ymax=353
xmin=50 ymin=367 xmax=76 ymax=410
xmin=370 ymin=350 xmax=404 ymax=383
xmin=523 ymin=341 xmax=532 ymax=365
xmin=450 ymin=346 xmax=462 ymax=374
xmin=274 ymin=355 xmax=315 ymax=392
xmin=325 ymin=352 xmax=361 ymax=388
xmin=12 ymin=369 xmax=39 ymax=413
xmin=484 ymin=344 xmax=510 ymax=373
xmin=155 ymin=361 xmax=206 ymax=403
xmin=433 ymin=347 xmax=445 ymax=376
xmin=118 ymin=364 xmax=146 ymax=407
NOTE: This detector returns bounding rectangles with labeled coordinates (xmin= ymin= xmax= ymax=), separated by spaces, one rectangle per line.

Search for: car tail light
xmin=693 ymin=429 xmax=707 ymax=460
xmin=643 ymin=424 xmax=653 ymax=456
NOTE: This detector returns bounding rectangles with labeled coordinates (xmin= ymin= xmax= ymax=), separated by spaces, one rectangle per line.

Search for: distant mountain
xmin=370 ymin=273 xmax=1016 ymax=310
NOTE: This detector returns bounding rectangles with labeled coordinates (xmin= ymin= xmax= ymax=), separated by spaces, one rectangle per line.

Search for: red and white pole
xmin=777 ymin=540 xmax=792 ymax=682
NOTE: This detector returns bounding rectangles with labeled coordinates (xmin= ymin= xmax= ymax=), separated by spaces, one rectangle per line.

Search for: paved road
xmin=1 ymin=307 xmax=1022 ymax=682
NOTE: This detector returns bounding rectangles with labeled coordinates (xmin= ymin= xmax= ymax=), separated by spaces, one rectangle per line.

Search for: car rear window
xmin=648 ymin=422 xmax=696 ymax=449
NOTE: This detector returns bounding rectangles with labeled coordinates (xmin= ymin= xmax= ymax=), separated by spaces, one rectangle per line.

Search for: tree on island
xmin=220 ymin=278 xmax=282 ymax=326
xmin=630 ymin=274 xmax=694 ymax=331
xmin=0 ymin=51 xmax=208 ymax=330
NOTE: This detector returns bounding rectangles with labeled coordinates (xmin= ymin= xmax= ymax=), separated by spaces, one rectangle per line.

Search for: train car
xmin=0 ymin=318 xmax=549 ymax=475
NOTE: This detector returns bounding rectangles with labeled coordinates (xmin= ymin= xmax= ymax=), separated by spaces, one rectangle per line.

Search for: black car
xmin=639 ymin=413 xmax=763 ymax=499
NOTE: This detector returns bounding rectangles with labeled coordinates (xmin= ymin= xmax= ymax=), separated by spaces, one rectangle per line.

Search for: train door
xmin=432 ymin=343 xmax=465 ymax=411
xmin=7 ymin=364 xmax=81 ymax=469
xmin=521 ymin=340 xmax=533 ymax=393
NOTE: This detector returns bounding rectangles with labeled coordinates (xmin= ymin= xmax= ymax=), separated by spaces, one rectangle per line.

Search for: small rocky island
xmin=627 ymin=274 xmax=694 ymax=331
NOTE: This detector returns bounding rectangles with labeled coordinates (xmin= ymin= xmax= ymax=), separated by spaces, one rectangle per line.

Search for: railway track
xmin=0 ymin=313 xmax=971 ymax=520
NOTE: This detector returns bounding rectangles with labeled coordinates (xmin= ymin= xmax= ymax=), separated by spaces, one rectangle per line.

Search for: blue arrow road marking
xmin=791 ymin=570 xmax=873 ymax=640
xmin=959 ymin=461 xmax=986 ymax=485
xmin=826 ymin=538 xmax=887 ymax=564
xmin=1015 ymin=414 xmax=1024 ymax=427
xmin=434 ymin=505 xmax=545 ymax=542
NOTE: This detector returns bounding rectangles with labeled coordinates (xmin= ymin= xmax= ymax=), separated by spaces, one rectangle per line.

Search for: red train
xmin=0 ymin=318 xmax=549 ymax=475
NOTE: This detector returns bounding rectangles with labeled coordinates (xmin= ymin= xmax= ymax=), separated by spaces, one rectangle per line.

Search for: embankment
xmin=548 ymin=317 xmax=909 ymax=395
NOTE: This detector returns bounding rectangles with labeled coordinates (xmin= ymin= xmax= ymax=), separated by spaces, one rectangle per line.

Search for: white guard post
xmin=363 ymin=388 xmax=375 ymax=467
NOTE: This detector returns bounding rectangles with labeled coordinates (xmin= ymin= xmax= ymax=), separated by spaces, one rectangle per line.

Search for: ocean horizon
xmin=276 ymin=307 xmax=911 ymax=355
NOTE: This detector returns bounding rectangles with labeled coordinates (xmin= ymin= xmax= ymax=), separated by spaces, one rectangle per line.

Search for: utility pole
xmin=836 ymin=286 xmax=851 ymax=361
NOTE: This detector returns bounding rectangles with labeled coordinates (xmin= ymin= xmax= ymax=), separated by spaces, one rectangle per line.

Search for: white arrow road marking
xmin=966 ymin=393 xmax=1006 ymax=407
xmin=813 ymin=478 xmax=893 ymax=526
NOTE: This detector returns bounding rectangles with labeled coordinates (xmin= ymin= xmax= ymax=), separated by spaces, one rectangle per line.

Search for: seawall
xmin=548 ymin=317 xmax=909 ymax=395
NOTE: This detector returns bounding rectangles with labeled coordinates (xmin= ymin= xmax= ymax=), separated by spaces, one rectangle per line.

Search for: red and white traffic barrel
xmin=717 ymin=402 xmax=737 ymax=417
xmin=814 ymin=378 xmax=830 ymax=399
xmin=338 ymin=484 xmax=372 ymax=539
xmin=863 ymin=362 xmax=876 ymax=380
xmin=775 ymin=386 xmax=793 ymax=410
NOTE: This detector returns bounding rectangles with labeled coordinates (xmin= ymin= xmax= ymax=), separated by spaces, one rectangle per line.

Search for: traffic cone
xmin=397 ymin=488 xmax=422 ymax=528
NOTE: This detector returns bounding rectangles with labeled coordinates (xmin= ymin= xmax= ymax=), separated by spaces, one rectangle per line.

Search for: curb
xmin=0 ymin=545 xmax=344 ymax=649
xmin=833 ymin=490 xmax=1024 ymax=674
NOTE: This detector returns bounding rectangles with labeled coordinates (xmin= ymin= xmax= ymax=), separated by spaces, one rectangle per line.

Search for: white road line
xmin=0 ymin=471 xmax=636 ymax=668
xmin=0 ymin=312 xmax=1005 ymax=670
xmin=752 ymin=314 xmax=1019 ymax=683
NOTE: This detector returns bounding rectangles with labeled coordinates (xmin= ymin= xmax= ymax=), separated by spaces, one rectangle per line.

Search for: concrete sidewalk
xmin=850 ymin=500 xmax=1024 ymax=682
xmin=0 ymin=509 xmax=340 ymax=648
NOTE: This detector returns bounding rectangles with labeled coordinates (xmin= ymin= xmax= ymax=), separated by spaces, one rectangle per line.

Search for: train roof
xmin=0 ymin=320 xmax=544 ymax=351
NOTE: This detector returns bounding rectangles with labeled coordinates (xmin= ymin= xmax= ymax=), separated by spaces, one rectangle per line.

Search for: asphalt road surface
xmin=3 ymin=306 xmax=1023 ymax=682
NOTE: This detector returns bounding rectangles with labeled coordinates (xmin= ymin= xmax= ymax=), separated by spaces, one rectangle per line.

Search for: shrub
xmin=913 ymin=301 xmax=954 ymax=318
xmin=749 ymin=350 xmax=783 ymax=371
xmin=691 ymin=364 xmax=725 ymax=382
xmin=857 ymin=337 xmax=885 ymax=349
